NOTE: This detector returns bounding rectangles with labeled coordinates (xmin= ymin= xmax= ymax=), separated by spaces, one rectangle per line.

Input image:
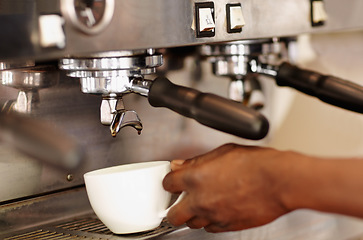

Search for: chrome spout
xmin=110 ymin=110 xmax=143 ymax=137
xmin=101 ymin=96 xmax=143 ymax=137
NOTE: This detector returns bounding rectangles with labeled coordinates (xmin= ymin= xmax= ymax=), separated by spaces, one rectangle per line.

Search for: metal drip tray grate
xmin=4 ymin=229 xmax=78 ymax=240
xmin=4 ymin=216 xmax=177 ymax=240
xmin=56 ymin=217 xmax=114 ymax=235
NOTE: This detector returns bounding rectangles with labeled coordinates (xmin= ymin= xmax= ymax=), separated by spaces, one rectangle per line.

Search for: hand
xmin=163 ymin=143 xmax=295 ymax=233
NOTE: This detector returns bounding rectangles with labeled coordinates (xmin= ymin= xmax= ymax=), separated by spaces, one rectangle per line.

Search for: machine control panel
xmin=226 ymin=3 xmax=245 ymax=33
xmin=195 ymin=2 xmax=216 ymax=38
xmin=0 ymin=0 xmax=363 ymax=60
xmin=195 ymin=2 xmax=246 ymax=37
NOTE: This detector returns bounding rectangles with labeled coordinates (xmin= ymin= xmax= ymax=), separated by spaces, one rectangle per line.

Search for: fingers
xmin=165 ymin=144 xmax=245 ymax=231
xmin=163 ymin=169 xmax=188 ymax=193
xmin=204 ymin=224 xmax=225 ymax=233
xmin=167 ymin=194 xmax=194 ymax=226
xmin=165 ymin=158 xmax=199 ymax=193
xmin=204 ymin=221 xmax=235 ymax=233
xmin=186 ymin=217 xmax=210 ymax=229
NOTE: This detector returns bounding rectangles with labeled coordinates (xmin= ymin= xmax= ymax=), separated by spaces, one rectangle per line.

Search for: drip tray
xmin=3 ymin=215 xmax=178 ymax=240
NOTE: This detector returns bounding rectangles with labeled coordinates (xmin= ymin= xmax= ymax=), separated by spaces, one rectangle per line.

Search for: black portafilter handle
xmin=147 ymin=77 xmax=269 ymax=140
xmin=276 ymin=62 xmax=363 ymax=114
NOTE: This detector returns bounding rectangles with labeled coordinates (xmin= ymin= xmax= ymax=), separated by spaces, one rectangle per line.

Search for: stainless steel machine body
xmin=1 ymin=0 xmax=363 ymax=239
xmin=1 ymin=0 xmax=363 ymax=60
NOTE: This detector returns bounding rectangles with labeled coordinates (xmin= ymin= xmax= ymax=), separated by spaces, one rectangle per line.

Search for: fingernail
xmin=172 ymin=159 xmax=185 ymax=166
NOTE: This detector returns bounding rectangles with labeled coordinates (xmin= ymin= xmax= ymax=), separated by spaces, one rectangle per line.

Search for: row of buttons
xmin=196 ymin=2 xmax=245 ymax=38
xmin=195 ymin=0 xmax=328 ymax=38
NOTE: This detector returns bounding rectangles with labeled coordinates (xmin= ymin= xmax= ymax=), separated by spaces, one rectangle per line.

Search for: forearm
xmin=278 ymin=152 xmax=363 ymax=217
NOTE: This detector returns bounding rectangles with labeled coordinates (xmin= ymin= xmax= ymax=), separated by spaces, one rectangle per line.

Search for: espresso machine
xmin=1 ymin=0 xmax=363 ymax=239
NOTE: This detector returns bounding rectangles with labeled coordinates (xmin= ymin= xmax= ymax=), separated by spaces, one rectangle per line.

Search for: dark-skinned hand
xmin=163 ymin=143 xmax=295 ymax=232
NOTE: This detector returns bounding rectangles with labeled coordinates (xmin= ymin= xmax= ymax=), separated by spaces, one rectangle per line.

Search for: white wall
xmin=268 ymin=31 xmax=363 ymax=158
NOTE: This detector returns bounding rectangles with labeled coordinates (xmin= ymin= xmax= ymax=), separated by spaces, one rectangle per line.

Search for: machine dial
xmin=62 ymin=0 xmax=115 ymax=34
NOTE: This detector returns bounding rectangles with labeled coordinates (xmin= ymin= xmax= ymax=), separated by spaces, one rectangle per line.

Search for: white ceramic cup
xmin=84 ymin=161 xmax=182 ymax=234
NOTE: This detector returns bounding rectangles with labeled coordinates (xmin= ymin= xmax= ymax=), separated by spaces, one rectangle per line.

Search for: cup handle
xmin=159 ymin=192 xmax=186 ymax=218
